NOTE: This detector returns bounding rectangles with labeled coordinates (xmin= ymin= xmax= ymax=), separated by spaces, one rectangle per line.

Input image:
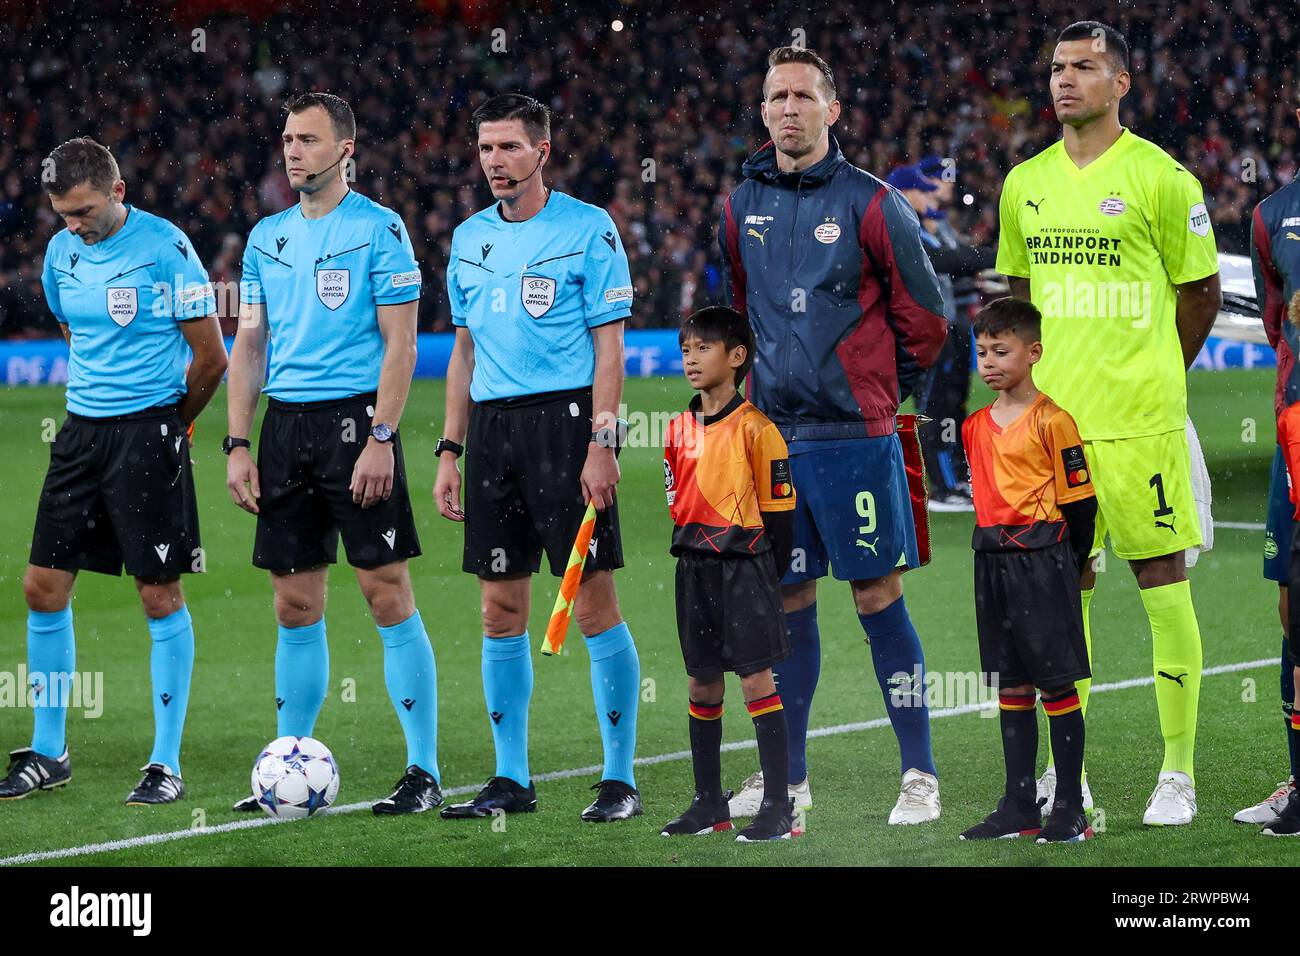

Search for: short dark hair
xmin=1057 ymin=21 xmax=1130 ymax=74
xmin=764 ymin=46 xmax=837 ymax=101
xmin=679 ymin=306 xmax=756 ymax=387
xmin=285 ymin=92 xmax=356 ymax=141
xmin=42 ymin=138 xmax=121 ymax=195
xmin=973 ymin=297 xmax=1042 ymax=343
xmin=472 ymin=93 xmax=551 ymax=145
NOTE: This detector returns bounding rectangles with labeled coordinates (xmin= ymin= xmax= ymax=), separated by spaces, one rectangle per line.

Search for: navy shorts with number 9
xmin=782 ymin=434 xmax=919 ymax=585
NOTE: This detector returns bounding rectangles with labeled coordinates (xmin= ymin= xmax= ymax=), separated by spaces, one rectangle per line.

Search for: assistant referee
xmin=435 ymin=93 xmax=642 ymax=823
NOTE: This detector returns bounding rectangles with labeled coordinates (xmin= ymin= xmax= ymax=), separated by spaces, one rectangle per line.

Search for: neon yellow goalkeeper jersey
xmin=995 ymin=128 xmax=1219 ymax=440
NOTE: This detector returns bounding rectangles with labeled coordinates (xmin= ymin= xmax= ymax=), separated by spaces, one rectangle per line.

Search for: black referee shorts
xmin=253 ymin=391 xmax=421 ymax=572
xmin=675 ymin=551 xmax=789 ymax=680
xmin=30 ymin=403 xmax=201 ymax=579
xmin=462 ymin=387 xmax=623 ymax=578
xmin=974 ymin=540 xmax=1091 ymax=689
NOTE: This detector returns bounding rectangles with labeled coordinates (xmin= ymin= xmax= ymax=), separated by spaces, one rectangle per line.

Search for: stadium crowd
xmin=0 ymin=0 xmax=1294 ymax=336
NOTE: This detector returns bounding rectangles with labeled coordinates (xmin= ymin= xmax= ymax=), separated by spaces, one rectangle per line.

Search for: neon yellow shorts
xmin=1085 ymin=428 xmax=1202 ymax=561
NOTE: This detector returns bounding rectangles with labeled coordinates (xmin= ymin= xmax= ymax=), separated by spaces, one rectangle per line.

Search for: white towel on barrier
xmin=1185 ymin=415 xmax=1213 ymax=568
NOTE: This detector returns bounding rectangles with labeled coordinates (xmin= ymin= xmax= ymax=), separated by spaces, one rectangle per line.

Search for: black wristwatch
xmin=370 ymin=423 xmax=396 ymax=443
xmin=222 ymin=436 xmax=251 ymax=456
xmin=434 ymin=437 xmax=464 ymax=458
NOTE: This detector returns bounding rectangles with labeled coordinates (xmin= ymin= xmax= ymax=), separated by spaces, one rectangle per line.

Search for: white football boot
xmin=727 ymin=771 xmax=812 ymax=818
xmin=1143 ymin=771 xmax=1197 ymax=826
xmin=1036 ymin=766 xmax=1094 ymax=817
xmin=888 ymin=768 xmax=940 ymax=824
xmin=1233 ymin=777 xmax=1294 ymax=825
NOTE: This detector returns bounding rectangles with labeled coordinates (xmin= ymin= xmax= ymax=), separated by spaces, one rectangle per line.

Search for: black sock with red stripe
xmin=998 ymin=691 xmax=1038 ymax=809
xmin=747 ymin=693 xmax=789 ymax=811
xmin=688 ymin=699 xmax=724 ymax=803
xmin=1043 ymin=688 xmax=1085 ymax=812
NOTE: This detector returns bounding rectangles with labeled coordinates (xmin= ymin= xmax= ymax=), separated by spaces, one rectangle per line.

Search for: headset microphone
xmin=504 ymin=150 xmax=547 ymax=187
xmin=305 ymin=151 xmax=348 ymax=182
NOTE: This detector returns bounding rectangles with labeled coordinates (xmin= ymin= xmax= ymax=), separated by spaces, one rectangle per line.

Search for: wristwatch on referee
xmin=370 ymin=423 xmax=397 ymax=444
xmin=222 ymin=436 xmax=251 ymax=456
xmin=591 ymin=427 xmax=618 ymax=449
xmin=434 ymin=437 xmax=464 ymax=458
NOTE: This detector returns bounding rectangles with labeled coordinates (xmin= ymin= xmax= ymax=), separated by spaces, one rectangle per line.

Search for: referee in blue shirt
xmin=2 ymin=138 xmax=228 ymax=806
xmin=225 ymin=93 xmax=441 ymax=816
xmin=435 ymin=94 xmax=642 ymax=822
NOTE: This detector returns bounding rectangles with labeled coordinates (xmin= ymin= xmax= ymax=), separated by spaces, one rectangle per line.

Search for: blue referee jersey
xmin=447 ymin=190 xmax=633 ymax=401
xmin=41 ymin=205 xmax=216 ymax=417
xmin=241 ymin=189 xmax=422 ymax=402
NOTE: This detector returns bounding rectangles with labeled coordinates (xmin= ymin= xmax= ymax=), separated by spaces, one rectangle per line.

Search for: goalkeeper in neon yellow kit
xmin=994 ymin=20 xmax=1221 ymax=825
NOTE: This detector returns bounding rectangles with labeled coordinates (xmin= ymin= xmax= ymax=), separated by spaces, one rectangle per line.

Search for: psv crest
xmin=316 ymin=269 xmax=350 ymax=310
xmin=521 ymin=275 xmax=556 ymax=318
xmin=106 ymin=287 xmax=138 ymax=327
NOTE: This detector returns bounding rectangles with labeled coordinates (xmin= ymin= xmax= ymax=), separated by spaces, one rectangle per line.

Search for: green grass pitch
xmin=0 ymin=370 xmax=1292 ymax=866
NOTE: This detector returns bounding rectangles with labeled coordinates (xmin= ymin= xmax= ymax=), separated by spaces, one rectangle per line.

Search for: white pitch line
xmin=1213 ymin=521 xmax=1266 ymax=531
xmin=0 ymin=656 xmax=1276 ymax=867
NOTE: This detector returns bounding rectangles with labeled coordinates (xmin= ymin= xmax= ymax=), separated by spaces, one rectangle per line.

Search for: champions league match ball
xmin=250 ymin=736 xmax=341 ymax=819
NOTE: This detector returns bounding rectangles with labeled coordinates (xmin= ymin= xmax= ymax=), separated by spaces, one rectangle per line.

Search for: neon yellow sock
xmin=1141 ymin=580 xmax=1202 ymax=784
xmin=1077 ymin=587 xmax=1094 ymax=716
xmin=1045 ymin=588 xmax=1093 ymax=774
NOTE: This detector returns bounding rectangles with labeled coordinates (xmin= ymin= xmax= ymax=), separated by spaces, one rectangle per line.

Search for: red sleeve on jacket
xmin=720 ymin=194 xmax=748 ymax=317
xmin=1253 ymin=203 xmax=1285 ymax=352
xmin=859 ymin=186 xmax=948 ymax=370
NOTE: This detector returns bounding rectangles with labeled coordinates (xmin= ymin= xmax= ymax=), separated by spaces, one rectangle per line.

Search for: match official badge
xmin=1061 ymin=445 xmax=1089 ymax=487
xmin=316 ymin=269 xmax=350 ymax=310
xmin=521 ymin=275 xmax=556 ymax=318
xmin=771 ymin=458 xmax=793 ymax=498
xmin=106 ymin=287 xmax=138 ymax=327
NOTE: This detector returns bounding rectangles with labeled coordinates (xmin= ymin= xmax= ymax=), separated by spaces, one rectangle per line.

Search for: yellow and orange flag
xmin=540 ymin=501 xmax=598 ymax=656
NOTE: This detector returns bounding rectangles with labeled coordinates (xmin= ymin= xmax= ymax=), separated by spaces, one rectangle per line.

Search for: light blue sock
xmin=28 ymin=606 xmax=75 ymax=758
xmin=147 ymin=605 xmax=195 ymax=774
xmin=860 ymin=596 xmax=937 ymax=776
xmin=275 ymin=618 xmax=329 ymax=737
xmin=378 ymin=610 xmax=439 ymax=781
xmin=584 ymin=622 xmax=639 ymax=788
xmin=482 ymin=633 xmax=533 ymax=787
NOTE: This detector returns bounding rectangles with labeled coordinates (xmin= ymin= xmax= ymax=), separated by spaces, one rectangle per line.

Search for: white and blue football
xmin=251 ymin=735 xmax=340 ymax=819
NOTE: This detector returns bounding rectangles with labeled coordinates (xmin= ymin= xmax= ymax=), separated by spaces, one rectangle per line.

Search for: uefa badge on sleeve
xmin=316 ymin=269 xmax=350 ymax=310
xmin=106 ymin=287 xmax=138 ymax=327
xmin=1061 ymin=445 xmax=1089 ymax=488
xmin=521 ymin=274 xmax=556 ymax=318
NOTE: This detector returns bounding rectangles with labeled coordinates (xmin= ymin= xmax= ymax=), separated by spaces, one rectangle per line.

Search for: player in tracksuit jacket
xmin=717 ymin=46 xmax=948 ymax=825
xmin=1240 ymin=174 xmax=1300 ymax=830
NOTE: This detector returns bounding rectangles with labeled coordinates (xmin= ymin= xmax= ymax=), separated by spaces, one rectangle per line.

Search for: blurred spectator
xmin=1 ymin=0 xmax=1294 ymax=337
